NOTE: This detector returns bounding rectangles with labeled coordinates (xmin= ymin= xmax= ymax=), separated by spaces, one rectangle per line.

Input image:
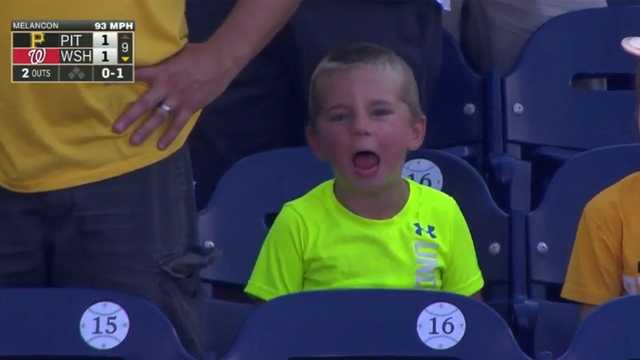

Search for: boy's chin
xmin=336 ymin=173 xmax=404 ymax=193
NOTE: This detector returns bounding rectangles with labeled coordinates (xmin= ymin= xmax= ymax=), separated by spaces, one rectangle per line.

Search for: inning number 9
xmin=121 ymin=42 xmax=128 ymax=53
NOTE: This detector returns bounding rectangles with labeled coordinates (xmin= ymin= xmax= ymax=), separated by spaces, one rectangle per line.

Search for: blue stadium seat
xmin=511 ymin=144 xmax=640 ymax=358
xmin=199 ymin=147 xmax=332 ymax=289
xmin=405 ymin=149 xmax=509 ymax=317
xmin=0 ymin=288 xmax=194 ymax=359
xmin=198 ymin=147 xmax=332 ymax=356
xmin=559 ymin=295 xmax=640 ymax=360
xmin=608 ymin=0 xmax=640 ymax=5
xmin=199 ymin=298 xmax=256 ymax=359
xmin=502 ymin=6 xmax=640 ymax=205
xmin=428 ymin=32 xmax=485 ymax=167
xmin=221 ymin=289 xmax=530 ymax=360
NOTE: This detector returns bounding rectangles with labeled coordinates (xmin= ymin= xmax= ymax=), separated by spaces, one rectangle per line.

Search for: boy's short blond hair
xmin=308 ymin=43 xmax=425 ymax=126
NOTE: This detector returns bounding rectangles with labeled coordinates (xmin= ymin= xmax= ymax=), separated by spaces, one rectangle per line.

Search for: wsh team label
xmin=11 ymin=20 xmax=135 ymax=83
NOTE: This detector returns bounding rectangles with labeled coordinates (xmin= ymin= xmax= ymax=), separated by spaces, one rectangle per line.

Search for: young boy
xmin=561 ymin=37 xmax=640 ymax=318
xmin=244 ymin=43 xmax=484 ymax=301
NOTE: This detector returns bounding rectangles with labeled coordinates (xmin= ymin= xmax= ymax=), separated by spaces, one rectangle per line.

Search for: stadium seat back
xmin=222 ymin=290 xmax=530 ymax=360
xmin=504 ymin=6 xmax=640 ymax=151
xmin=0 ymin=288 xmax=193 ymax=359
xmin=559 ymin=295 xmax=640 ymax=360
xmin=428 ymin=32 xmax=484 ymax=151
xmin=516 ymin=145 xmax=640 ymax=358
xmin=502 ymin=6 xmax=640 ymax=206
xmin=528 ymin=144 xmax=640 ymax=288
xmin=200 ymin=298 xmax=256 ymax=359
xmin=199 ymin=147 xmax=332 ymax=287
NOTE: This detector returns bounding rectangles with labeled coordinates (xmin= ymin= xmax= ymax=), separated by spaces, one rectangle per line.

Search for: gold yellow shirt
xmin=562 ymin=172 xmax=640 ymax=305
xmin=1 ymin=0 xmax=200 ymax=192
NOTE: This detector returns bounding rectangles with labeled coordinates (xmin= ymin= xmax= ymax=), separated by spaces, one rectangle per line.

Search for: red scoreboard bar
xmin=11 ymin=20 xmax=135 ymax=83
xmin=13 ymin=48 xmax=61 ymax=64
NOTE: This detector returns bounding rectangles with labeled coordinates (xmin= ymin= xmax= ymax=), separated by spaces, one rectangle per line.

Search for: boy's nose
xmin=351 ymin=112 xmax=372 ymax=135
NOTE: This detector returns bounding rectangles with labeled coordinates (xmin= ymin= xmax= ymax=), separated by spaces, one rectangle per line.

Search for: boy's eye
xmin=328 ymin=113 xmax=350 ymax=122
xmin=371 ymin=108 xmax=393 ymax=117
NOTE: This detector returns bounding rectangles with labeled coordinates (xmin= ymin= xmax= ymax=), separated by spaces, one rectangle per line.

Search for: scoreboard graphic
xmin=11 ymin=20 xmax=135 ymax=83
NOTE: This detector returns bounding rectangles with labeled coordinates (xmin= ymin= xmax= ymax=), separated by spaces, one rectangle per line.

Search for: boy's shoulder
xmin=282 ymin=179 xmax=334 ymax=212
xmin=406 ymin=179 xmax=458 ymax=209
xmin=607 ymin=171 xmax=640 ymax=196
xmin=584 ymin=171 xmax=640 ymax=215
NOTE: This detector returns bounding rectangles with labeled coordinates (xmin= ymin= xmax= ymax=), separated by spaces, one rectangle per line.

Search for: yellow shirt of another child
xmin=562 ymin=172 xmax=640 ymax=305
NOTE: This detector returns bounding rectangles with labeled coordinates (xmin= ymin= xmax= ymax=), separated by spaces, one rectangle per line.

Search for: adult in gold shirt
xmin=2 ymin=0 xmax=300 ymax=357
xmin=562 ymin=37 xmax=640 ymax=319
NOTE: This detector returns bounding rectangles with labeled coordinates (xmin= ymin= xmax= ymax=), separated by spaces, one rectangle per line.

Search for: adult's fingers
xmin=130 ymin=101 xmax=177 ymax=145
xmin=113 ymin=70 xmax=165 ymax=134
xmin=157 ymin=108 xmax=193 ymax=150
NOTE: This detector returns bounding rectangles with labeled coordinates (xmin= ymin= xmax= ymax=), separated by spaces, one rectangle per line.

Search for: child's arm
xmin=441 ymin=201 xmax=485 ymax=297
xmin=244 ymin=205 xmax=306 ymax=301
xmin=561 ymin=198 xmax=622 ymax=311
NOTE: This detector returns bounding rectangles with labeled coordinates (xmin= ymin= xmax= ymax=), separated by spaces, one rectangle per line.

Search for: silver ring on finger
xmin=158 ymin=103 xmax=173 ymax=114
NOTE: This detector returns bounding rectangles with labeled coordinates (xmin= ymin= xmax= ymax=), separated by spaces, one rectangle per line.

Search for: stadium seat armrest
xmin=490 ymin=154 xmax=532 ymax=211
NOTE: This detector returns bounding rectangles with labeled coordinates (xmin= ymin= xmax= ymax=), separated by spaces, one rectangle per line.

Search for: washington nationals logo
xmin=28 ymin=48 xmax=46 ymax=64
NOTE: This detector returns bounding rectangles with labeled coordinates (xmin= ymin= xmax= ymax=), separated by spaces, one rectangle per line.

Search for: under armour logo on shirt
xmin=414 ymin=223 xmax=437 ymax=239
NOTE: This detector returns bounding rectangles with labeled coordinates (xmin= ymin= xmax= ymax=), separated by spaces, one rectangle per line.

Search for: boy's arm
xmin=114 ymin=0 xmax=301 ymax=149
xmin=244 ymin=205 xmax=306 ymax=301
xmin=561 ymin=199 xmax=622 ymax=309
xmin=442 ymin=201 xmax=485 ymax=297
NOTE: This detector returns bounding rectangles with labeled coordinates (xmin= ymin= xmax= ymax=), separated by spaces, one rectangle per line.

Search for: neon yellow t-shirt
xmin=245 ymin=179 xmax=484 ymax=300
xmin=1 ymin=1 xmax=199 ymax=192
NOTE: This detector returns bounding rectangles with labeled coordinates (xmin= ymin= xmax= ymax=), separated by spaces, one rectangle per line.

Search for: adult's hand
xmin=113 ymin=42 xmax=236 ymax=150
xmin=113 ymin=0 xmax=301 ymax=150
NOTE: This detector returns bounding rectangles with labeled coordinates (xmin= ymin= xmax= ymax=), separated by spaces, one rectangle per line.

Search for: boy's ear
xmin=407 ymin=115 xmax=427 ymax=151
xmin=306 ymin=125 xmax=326 ymax=161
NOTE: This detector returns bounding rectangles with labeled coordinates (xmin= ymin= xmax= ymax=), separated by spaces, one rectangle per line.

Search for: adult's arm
xmin=113 ymin=0 xmax=301 ymax=149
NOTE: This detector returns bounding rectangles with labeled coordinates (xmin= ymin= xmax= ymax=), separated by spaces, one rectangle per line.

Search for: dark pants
xmin=0 ymin=146 xmax=207 ymax=357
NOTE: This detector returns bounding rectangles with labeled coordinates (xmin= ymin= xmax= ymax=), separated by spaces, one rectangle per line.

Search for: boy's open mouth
xmin=353 ymin=150 xmax=380 ymax=172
